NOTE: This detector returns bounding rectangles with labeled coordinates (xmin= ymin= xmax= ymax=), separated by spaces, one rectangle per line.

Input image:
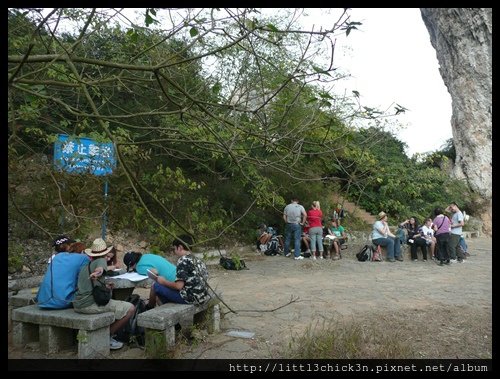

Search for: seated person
xmin=372 ymin=212 xmax=402 ymax=262
xmin=256 ymin=223 xmax=273 ymax=252
xmin=421 ymin=218 xmax=437 ymax=259
xmin=124 ymin=250 xmax=177 ymax=309
xmin=327 ymin=218 xmax=347 ymax=260
xmin=147 ymin=235 xmax=211 ymax=307
xmin=73 ymin=238 xmax=136 ymax=351
xmin=104 ymin=247 xmax=122 ymax=272
xmin=400 ymin=216 xmax=428 ymax=261
xmin=36 ymin=235 xmax=90 ymax=309
xmin=257 ymin=224 xmax=284 ymax=253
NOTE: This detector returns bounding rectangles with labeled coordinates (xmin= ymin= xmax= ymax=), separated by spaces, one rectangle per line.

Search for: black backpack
xmin=356 ymin=244 xmax=373 ymax=262
xmin=114 ymin=294 xmax=147 ymax=346
xmin=264 ymin=235 xmax=280 ymax=256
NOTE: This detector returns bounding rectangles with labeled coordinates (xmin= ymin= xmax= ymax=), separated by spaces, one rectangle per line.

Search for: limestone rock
xmin=420 ymin=8 xmax=492 ymax=234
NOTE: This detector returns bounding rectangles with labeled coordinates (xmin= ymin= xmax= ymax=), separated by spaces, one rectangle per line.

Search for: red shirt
xmin=307 ymin=208 xmax=323 ymax=228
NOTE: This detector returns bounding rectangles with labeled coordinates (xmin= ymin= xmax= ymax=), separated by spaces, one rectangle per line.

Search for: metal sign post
xmin=102 ymin=180 xmax=109 ymax=240
xmin=54 ymin=134 xmax=116 ymax=241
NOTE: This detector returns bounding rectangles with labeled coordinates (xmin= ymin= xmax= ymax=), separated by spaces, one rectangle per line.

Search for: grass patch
xmin=285 ymin=316 xmax=413 ymax=359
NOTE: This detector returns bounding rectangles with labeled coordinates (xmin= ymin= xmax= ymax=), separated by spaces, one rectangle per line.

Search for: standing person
xmin=147 ymin=235 xmax=210 ymax=308
xmin=283 ymin=197 xmax=307 ymax=260
xmin=446 ymin=202 xmax=465 ymax=263
xmin=36 ymin=236 xmax=90 ymax=309
xmin=432 ymin=207 xmax=451 ymax=266
xmin=307 ymin=201 xmax=324 ymax=259
xmin=73 ymin=238 xmax=136 ymax=350
xmin=372 ymin=212 xmax=402 ymax=262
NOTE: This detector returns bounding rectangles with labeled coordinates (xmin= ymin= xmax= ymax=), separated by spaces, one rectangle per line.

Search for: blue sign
xmin=54 ymin=134 xmax=116 ymax=176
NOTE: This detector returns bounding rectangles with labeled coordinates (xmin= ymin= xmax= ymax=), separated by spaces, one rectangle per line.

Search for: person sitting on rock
xmin=257 ymin=223 xmax=273 ymax=252
xmin=327 ymin=218 xmax=348 ymax=260
xmin=372 ymin=212 xmax=402 ymax=262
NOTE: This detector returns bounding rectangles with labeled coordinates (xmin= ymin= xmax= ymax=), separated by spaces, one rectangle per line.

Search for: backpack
xmin=264 ymin=235 xmax=280 ymax=256
xmin=114 ymin=294 xmax=147 ymax=346
xmin=356 ymin=244 xmax=373 ymax=262
xmin=220 ymin=256 xmax=248 ymax=270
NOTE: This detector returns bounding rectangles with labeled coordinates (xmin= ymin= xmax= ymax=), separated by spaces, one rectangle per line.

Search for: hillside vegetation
xmin=8 ymin=9 xmax=479 ymax=272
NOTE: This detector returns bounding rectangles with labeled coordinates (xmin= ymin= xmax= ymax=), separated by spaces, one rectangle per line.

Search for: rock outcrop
xmin=420 ymin=8 xmax=492 ymax=234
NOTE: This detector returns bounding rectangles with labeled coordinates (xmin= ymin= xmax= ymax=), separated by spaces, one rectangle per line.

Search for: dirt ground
xmin=8 ymin=237 xmax=492 ymax=360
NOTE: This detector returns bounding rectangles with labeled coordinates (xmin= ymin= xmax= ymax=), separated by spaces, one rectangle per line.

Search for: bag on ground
xmin=114 ymin=294 xmax=147 ymax=346
xmin=264 ymin=235 xmax=280 ymax=256
xmin=220 ymin=256 xmax=247 ymax=270
xmin=356 ymin=244 xmax=373 ymax=262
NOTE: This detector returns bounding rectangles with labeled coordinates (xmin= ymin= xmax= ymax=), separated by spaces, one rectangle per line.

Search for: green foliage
xmin=8 ymin=8 xmax=483 ymax=249
xmin=8 ymin=243 xmax=24 ymax=273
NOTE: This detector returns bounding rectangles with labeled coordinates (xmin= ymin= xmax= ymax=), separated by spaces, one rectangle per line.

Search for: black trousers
xmin=409 ymin=237 xmax=427 ymax=260
xmin=436 ymin=233 xmax=450 ymax=262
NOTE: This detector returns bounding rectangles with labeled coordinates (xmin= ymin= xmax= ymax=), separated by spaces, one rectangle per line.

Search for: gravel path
xmin=8 ymin=237 xmax=491 ymax=359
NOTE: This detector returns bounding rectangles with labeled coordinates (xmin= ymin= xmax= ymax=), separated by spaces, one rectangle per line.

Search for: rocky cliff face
xmin=420 ymin=8 xmax=492 ymax=234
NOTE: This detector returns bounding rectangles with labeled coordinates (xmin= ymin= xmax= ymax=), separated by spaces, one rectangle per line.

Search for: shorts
xmin=74 ymin=298 xmax=133 ymax=320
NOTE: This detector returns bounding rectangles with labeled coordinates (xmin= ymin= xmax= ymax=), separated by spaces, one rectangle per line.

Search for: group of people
xmin=372 ymin=202 xmax=468 ymax=265
xmin=259 ymin=197 xmax=347 ymax=261
xmin=36 ymin=234 xmax=210 ymax=350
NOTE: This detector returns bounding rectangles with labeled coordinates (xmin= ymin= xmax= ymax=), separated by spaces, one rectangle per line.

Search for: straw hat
xmin=84 ymin=238 xmax=114 ymax=257
xmin=378 ymin=211 xmax=387 ymax=220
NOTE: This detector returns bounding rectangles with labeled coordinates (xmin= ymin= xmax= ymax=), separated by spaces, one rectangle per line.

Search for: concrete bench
xmin=11 ymin=304 xmax=115 ymax=358
xmin=138 ymin=297 xmax=220 ymax=355
xmin=10 ymin=290 xmax=37 ymax=308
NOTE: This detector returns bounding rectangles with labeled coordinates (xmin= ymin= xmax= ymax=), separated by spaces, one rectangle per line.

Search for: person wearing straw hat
xmin=73 ymin=238 xmax=135 ymax=350
xmin=372 ymin=212 xmax=402 ymax=262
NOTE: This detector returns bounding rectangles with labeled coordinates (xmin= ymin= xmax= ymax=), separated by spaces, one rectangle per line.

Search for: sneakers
xmin=413 ymin=259 xmax=418 ymax=262
xmin=396 ymin=256 xmax=404 ymax=261
xmin=294 ymin=256 xmax=304 ymax=260
xmin=387 ymin=258 xmax=396 ymax=262
xmin=312 ymin=255 xmax=317 ymax=260
xmin=319 ymin=255 xmax=324 ymax=259
xmin=110 ymin=337 xmax=123 ymax=350
xmin=423 ymin=259 xmax=427 ymax=262
xmin=450 ymin=259 xmax=457 ymax=263
xmin=285 ymin=252 xmax=291 ymax=257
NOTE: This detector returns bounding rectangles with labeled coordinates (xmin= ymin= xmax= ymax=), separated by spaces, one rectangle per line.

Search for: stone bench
xmin=10 ymin=290 xmax=37 ymax=308
xmin=11 ymin=304 xmax=115 ymax=358
xmin=138 ymin=297 xmax=220 ymax=355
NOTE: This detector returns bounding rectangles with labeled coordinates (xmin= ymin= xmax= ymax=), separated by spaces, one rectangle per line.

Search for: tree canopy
xmin=8 ymin=8 xmax=475 ymax=250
